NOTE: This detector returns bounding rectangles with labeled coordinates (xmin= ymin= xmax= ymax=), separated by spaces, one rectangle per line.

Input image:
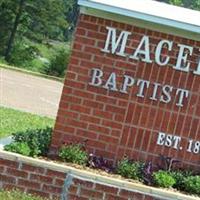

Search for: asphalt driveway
xmin=0 ymin=68 xmax=63 ymax=118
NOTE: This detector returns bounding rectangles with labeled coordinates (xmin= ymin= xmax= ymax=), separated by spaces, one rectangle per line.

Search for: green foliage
xmin=4 ymin=126 xmax=52 ymax=157
xmin=23 ymin=0 xmax=68 ymax=42
xmin=0 ymin=0 xmax=77 ymax=74
xmin=157 ymin=0 xmax=200 ymax=10
xmin=0 ymin=0 xmax=16 ymax=55
xmin=116 ymin=158 xmax=144 ymax=181
xmin=0 ymin=56 xmax=7 ymax=64
xmin=4 ymin=142 xmax=31 ymax=156
xmin=153 ymin=170 xmax=176 ymax=188
xmin=170 ymin=170 xmax=192 ymax=190
xmin=5 ymin=38 xmax=70 ymax=77
xmin=64 ymin=0 xmax=79 ymax=40
xmin=191 ymin=0 xmax=200 ymax=10
xmin=59 ymin=144 xmax=88 ymax=165
xmin=0 ymin=0 xmax=70 ymax=46
xmin=0 ymin=190 xmax=49 ymax=200
xmin=0 ymin=106 xmax=54 ymax=138
xmin=183 ymin=176 xmax=200 ymax=195
xmin=9 ymin=39 xmax=38 ymax=67
xmin=11 ymin=127 xmax=52 ymax=157
xmin=169 ymin=0 xmax=183 ymax=6
xmin=44 ymin=47 xmax=70 ymax=77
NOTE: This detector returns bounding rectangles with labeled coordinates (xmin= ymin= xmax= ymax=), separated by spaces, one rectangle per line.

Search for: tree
xmin=0 ymin=0 xmax=70 ymax=62
xmin=191 ymin=0 xmax=200 ymax=10
xmin=0 ymin=1 xmax=17 ymax=56
xmin=169 ymin=0 xmax=182 ymax=6
xmin=157 ymin=0 xmax=200 ymax=10
xmin=24 ymin=0 xmax=68 ymax=41
xmin=64 ymin=0 xmax=79 ymax=40
xmin=4 ymin=0 xmax=25 ymax=61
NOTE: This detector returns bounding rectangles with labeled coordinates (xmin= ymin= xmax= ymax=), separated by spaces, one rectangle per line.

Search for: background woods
xmin=157 ymin=0 xmax=200 ymax=9
xmin=0 ymin=0 xmax=78 ymax=77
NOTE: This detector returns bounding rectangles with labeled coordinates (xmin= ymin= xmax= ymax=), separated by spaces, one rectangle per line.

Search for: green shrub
xmin=59 ymin=144 xmax=88 ymax=165
xmin=9 ymin=39 xmax=38 ymax=68
xmin=4 ymin=142 xmax=31 ymax=156
xmin=116 ymin=158 xmax=144 ymax=181
xmin=153 ymin=170 xmax=176 ymax=188
xmin=183 ymin=176 xmax=200 ymax=195
xmin=0 ymin=56 xmax=7 ymax=64
xmin=170 ymin=170 xmax=192 ymax=191
xmin=44 ymin=48 xmax=70 ymax=77
xmin=0 ymin=190 xmax=49 ymax=200
xmin=4 ymin=127 xmax=52 ymax=157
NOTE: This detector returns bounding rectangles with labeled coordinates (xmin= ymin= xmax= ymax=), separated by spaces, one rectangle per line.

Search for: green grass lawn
xmin=0 ymin=190 xmax=49 ymax=200
xmin=0 ymin=107 xmax=55 ymax=138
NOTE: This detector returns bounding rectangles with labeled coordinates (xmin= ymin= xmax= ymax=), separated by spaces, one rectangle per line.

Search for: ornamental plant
xmin=59 ymin=144 xmax=88 ymax=166
xmin=170 ymin=170 xmax=192 ymax=191
xmin=4 ymin=127 xmax=52 ymax=157
xmin=4 ymin=142 xmax=31 ymax=156
xmin=88 ymin=153 xmax=114 ymax=173
xmin=153 ymin=170 xmax=176 ymax=188
xmin=183 ymin=176 xmax=200 ymax=195
xmin=116 ymin=157 xmax=144 ymax=181
xmin=142 ymin=161 xmax=154 ymax=185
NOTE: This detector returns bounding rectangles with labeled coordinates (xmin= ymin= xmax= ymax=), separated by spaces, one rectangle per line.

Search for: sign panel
xmin=51 ymin=14 xmax=200 ymax=170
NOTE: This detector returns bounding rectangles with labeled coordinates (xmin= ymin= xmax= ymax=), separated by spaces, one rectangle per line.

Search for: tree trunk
xmin=4 ymin=0 xmax=25 ymax=62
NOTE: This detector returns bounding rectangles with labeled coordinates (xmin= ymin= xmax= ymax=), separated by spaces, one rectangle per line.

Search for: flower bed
xmin=3 ymin=129 xmax=200 ymax=199
xmin=0 ymin=150 xmax=199 ymax=200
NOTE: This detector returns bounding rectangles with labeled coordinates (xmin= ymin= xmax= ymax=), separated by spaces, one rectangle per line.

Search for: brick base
xmin=0 ymin=150 xmax=198 ymax=200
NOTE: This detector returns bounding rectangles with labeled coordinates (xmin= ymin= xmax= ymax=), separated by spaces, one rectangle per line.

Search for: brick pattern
xmin=0 ymin=158 xmax=66 ymax=199
xmin=67 ymin=178 xmax=163 ymax=200
xmin=51 ymin=14 xmax=200 ymax=169
xmin=0 ymin=157 xmax=167 ymax=200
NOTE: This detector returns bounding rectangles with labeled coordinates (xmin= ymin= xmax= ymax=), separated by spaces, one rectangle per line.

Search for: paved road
xmin=0 ymin=68 xmax=63 ymax=118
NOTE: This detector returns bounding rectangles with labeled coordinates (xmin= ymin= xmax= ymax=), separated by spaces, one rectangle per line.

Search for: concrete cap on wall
xmin=78 ymin=0 xmax=200 ymax=34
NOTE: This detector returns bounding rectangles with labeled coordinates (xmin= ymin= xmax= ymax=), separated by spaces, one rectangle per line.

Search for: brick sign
xmin=51 ymin=0 xmax=200 ymax=169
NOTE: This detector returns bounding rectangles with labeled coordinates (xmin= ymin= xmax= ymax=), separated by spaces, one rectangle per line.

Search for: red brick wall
xmin=69 ymin=179 xmax=160 ymax=200
xmin=51 ymin=14 xmax=200 ymax=169
xmin=0 ymin=158 xmax=66 ymax=199
xmin=0 ymin=156 xmax=170 ymax=200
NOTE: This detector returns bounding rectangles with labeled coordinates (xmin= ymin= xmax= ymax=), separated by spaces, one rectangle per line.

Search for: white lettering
xmin=193 ymin=58 xmax=200 ymax=75
xmin=130 ymin=36 xmax=152 ymax=63
xmin=136 ymin=79 xmax=150 ymax=98
xmin=100 ymin=27 xmax=200 ymax=76
xmin=103 ymin=72 xmax=118 ymax=91
xmin=89 ymin=68 xmax=189 ymax=108
xmin=150 ymin=82 xmax=161 ymax=101
xmin=155 ymin=40 xmax=173 ymax=66
xmin=89 ymin=68 xmax=103 ymax=86
xmin=101 ymin=27 xmax=131 ymax=56
xmin=174 ymin=44 xmax=193 ymax=72
xmin=120 ymin=75 xmax=135 ymax=93
xmin=173 ymin=136 xmax=182 ymax=149
xmin=157 ymin=132 xmax=182 ymax=150
xmin=157 ymin=132 xmax=166 ymax=145
xmin=160 ymin=85 xmax=173 ymax=103
xmin=165 ymin=134 xmax=173 ymax=147
xmin=176 ymin=89 xmax=189 ymax=107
